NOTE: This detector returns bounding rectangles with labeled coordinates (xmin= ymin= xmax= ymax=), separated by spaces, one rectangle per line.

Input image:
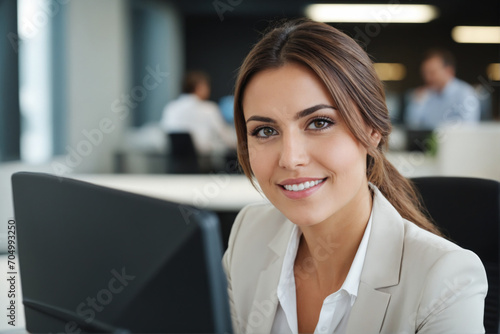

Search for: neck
xmin=294 ymin=182 xmax=373 ymax=293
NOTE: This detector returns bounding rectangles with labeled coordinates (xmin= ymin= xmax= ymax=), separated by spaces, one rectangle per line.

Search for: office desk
xmin=75 ymin=151 xmax=441 ymax=210
xmin=75 ymin=174 xmax=269 ymax=211
xmin=76 ymin=152 xmax=439 ymax=209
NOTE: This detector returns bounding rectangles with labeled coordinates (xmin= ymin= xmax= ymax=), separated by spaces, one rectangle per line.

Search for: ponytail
xmin=367 ymin=152 xmax=442 ymax=236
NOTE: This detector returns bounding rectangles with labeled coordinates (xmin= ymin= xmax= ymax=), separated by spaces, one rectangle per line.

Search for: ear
xmin=369 ymin=128 xmax=382 ymax=148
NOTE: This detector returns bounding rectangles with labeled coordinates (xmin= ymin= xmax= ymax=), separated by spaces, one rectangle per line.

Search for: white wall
xmin=1 ymin=0 xmax=132 ymax=252
xmin=18 ymin=0 xmax=54 ymax=163
xmin=63 ymin=0 xmax=131 ymax=174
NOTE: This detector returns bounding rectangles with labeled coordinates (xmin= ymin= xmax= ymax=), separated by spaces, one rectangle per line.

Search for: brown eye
xmin=307 ymin=118 xmax=333 ymax=130
xmin=254 ymin=127 xmax=277 ymax=138
xmin=313 ymin=120 xmax=326 ymax=128
xmin=264 ymin=128 xmax=274 ymax=136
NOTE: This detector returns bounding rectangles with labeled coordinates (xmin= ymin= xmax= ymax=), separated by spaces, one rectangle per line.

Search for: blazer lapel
xmin=244 ymin=219 xmax=295 ymax=334
xmin=346 ymin=186 xmax=405 ymax=334
xmin=347 ymin=282 xmax=391 ymax=333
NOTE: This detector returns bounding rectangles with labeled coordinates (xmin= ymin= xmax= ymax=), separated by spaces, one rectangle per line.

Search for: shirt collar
xmin=342 ymin=208 xmax=372 ymax=296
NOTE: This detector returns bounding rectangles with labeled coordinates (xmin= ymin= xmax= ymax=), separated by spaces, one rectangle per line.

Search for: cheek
xmin=319 ymin=137 xmax=367 ymax=176
xmin=248 ymin=142 xmax=274 ymax=181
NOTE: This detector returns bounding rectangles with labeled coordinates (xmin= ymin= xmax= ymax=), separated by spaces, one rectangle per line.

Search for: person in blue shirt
xmin=405 ymin=48 xmax=480 ymax=129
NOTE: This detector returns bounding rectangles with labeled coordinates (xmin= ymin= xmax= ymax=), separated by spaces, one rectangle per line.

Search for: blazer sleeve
xmin=222 ymin=205 xmax=251 ymax=333
xmin=415 ymin=249 xmax=488 ymax=334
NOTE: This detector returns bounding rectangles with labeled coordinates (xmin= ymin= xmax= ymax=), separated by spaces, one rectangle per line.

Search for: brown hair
xmin=233 ymin=19 xmax=441 ymax=236
xmin=182 ymin=70 xmax=210 ymax=94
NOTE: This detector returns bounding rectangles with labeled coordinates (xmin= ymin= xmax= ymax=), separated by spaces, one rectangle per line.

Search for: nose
xmin=278 ymin=132 xmax=309 ymax=170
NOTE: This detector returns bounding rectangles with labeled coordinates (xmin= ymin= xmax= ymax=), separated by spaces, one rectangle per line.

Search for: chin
xmin=281 ymin=209 xmax=328 ymax=227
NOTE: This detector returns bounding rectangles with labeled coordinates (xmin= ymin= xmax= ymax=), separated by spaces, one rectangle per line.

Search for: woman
xmin=222 ymin=19 xmax=487 ymax=334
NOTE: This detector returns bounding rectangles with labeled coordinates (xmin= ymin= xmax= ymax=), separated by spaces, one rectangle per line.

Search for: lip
xmin=277 ymin=177 xmax=327 ymax=200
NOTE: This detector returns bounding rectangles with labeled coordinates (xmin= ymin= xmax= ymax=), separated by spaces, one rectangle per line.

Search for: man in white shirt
xmin=405 ymin=49 xmax=480 ymax=129
xmin=161 ymin=71 xmax=236 ymax=156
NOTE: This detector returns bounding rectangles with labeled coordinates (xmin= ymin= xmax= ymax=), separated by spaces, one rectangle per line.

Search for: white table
xmin=75 ymin=174 xmax=269 ymax=211
xmin=72 ymin=155 xmax=440 ymax=212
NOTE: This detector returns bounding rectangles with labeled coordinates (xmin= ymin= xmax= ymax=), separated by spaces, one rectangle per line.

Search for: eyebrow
xmin=295 ymin=104 xmax=336 ymax=120
xmin=245 ymin=104 xmax=336 ymax=124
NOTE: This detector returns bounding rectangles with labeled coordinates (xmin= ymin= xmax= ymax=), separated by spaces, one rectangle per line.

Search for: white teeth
xmin=283 ymin=179 xmax=325 ymax=192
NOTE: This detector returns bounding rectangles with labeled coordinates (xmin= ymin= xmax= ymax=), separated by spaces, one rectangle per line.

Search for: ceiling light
xmin=373 ymin=63 xmax=406 ymax=81
xmin=487 ymin=63 xmax=500 ymax=81
xmin=305 ymin=4 xmax=439 ymax=23
xmin=452 ymin=26 xmax=500 ymax=44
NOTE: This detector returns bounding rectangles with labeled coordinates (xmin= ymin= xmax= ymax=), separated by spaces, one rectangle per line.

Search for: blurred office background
xmin=0 ymin=0 xmax=499 ymax=231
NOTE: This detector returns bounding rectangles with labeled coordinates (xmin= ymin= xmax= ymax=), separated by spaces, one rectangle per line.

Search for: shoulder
xmin=402 ymin=219 xmax=461 ymax=255
xmin=411 ymin=227 xmax=487 ymax=330
xmin=401 ymin=219 xmax=485 ymax=279
xmin=369 ymin=199 xmax=487 ymax=331
xmin=451 ymin=78 xmax=477 ymax=96
xmin=371 ymin=186 xmax=485 ymax=287
xmin=372 ymin=183 xmax=480 ymax=266
xmin=223 ymin=202 xmax=292 ymax=271
xmin=227 ymin=202 xmax=290 ymax=253
xmin=397 ymin=220 xmax=487 ymax=326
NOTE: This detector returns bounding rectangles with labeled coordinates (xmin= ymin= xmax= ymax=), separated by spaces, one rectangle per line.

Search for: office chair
xmin=167 ymin=132 xmax=200 ymax=174
xmin=411 ymin=176 xmax=500 ymax=333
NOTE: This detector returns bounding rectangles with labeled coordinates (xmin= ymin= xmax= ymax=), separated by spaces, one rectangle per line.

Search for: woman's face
xmin=242 ymin=62 xmax=375 ymax=227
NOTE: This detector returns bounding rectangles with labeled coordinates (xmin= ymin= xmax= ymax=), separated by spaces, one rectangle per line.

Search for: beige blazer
xmin=222 ymin=186 xmax=488 ymax=333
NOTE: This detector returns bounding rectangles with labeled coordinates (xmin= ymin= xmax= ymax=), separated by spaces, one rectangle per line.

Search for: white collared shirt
xmin=271 ymin=210 xmax=373 ymax=334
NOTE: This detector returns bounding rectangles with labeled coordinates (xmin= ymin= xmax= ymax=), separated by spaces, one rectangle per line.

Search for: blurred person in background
xmin=405 ymin=48 xmax=480 ymax=129
xmin=161 ymin=70 xmax=236 ymax=157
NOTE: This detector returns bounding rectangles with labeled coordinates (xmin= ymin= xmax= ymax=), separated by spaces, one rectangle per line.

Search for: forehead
xmin=242 ymin=63 xmax=334 ymax=118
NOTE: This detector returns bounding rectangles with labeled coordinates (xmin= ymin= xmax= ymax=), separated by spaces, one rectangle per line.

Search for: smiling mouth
xmin=280 ymin=178 xmax=327 ymax=192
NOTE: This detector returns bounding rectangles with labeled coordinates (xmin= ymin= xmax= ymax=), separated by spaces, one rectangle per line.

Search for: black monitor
xmin=11 ymin=172 xmax=232 ymax=333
